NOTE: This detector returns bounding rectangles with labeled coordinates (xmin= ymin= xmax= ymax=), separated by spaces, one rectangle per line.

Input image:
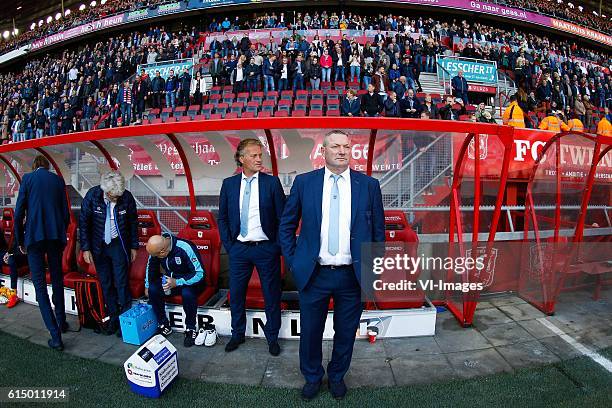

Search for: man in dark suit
xmin=341 ymin=89 xmax=361 ymax=117
xmin=400 ymin=88 xmax=422 ymax=118
xmin=218 ymin=138 xmax=286 ymax=356
xmin=14 ymin=155 xmax=70 ymax=350
xmin=451 ymin=70 xmax=469 ymax=105
xmin=279 ymin=130 xmax=385 ymax=401
xmin=361 ymin=83 xmax=383 ymax=117
xmin=80 ymin=171 xmax=139 ymax=336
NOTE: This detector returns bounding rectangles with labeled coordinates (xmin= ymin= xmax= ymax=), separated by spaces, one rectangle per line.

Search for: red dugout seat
xmin=165 ymin=211 xmax=221 ymax=306
xmin=129 ymin=210 xmax=162 ymax=298
xmin=1 ymin=208 xmax=29 ymax=277
xmin=367 ymin=210 xmax=423 ymax=310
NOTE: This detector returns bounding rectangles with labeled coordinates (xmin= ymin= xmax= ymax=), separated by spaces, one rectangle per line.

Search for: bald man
xmin=145 ymin=233 xmax=205 ymax=347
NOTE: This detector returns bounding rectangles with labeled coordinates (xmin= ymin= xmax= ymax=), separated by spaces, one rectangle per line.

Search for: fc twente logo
xmin=468 ymin=135 xmax=488 ymax=160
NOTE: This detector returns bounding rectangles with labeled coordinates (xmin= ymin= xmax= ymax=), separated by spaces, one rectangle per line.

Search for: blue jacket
xmin=341 ymin=97 xmax=361 ymax=116
xmin=217 ymin=172 xmax=286 ymax=253
xmin=451 ymin=75 xmax=468 ymax=94
xmin=79 ymin=185 xmax=139 ymax=258
xmin=145 ymin=233 xmax=205 ymax=288
xmin=279 ymin=168 xmax=385 ymax=290
xmin=14 ymin=168 xmax=70 ymax=249
xmin=165 ymin=76 xmax=178 ymax=93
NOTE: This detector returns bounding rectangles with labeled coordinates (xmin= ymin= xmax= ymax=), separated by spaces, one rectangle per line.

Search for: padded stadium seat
xmin=367 ymin=211 xmax=423 ymax=310
xmin=160 ymin=107 xmax=173 ymax=122
xmin=326 ymin=89 xmax=340 ymax=102
xmin=148 ymin=108 xmax=160 ymax=121
xmin=209 ymin=93 xmax=222 ymax=106
xmin=327 ymin=100 xmax=340 ymax=112
xmin=258 ymin=111 xmax=272 ymax=118
xmin=326 ymin=109 xmax=340 ymax=116
xmin=436 ymin=102 xmax=446 ymax=110
xmin=46 ymin=216 xmax=78 ymax=285
xmin=251 ymin=92 xmax=264 ymax=104
xmin=209 ymin=113 xmax=222 ymax=119
xmin=348 ymin=81 xmax=360 ymax=91
xmin=309 ymin=109 xmax=323 ymax=116
xmin=274 ymin=110 xmax=289 ymax=117
xmin=230 ymin=102 xmax=245 ymax=116
xmin=294 ymin=101 xmax=307 ymax=112
xmin=310 ymin=100 xmax=323 ymax=111
xmin=321 ymin=82 xmax=332 ymax=92
xmin=296 ymin=90 xmax=308 ymax=100
xmin=246 ymin=101 xmax=260 ymax=114
xmin=222 ymin=93 xmax=235 ymax=105
xmin=209 ymin=86 xmax=222 ymax=95
xmin=194 ymin=114 xmax=207 ymax=121
xmin=124 ymin=210 xmax=162 ymax=298
xmin=265 ymin=91 xmax=279 ymax=102
xmin=215 ymin=102 xmax=230 ymax=118
xmin=174 ymin=106 xmax=186 ymax=116
xmin=178 ymin=115 xmax=192 ymax=122
xmin=165 ymin=211 xmax=221 ymax=306
xmin=292 ymin=110 xmax=306 ymax=117
xmin=149 ymin=118 xmax=163 ymax=124
xmin=262 ymin=100 xmax=276 ymax=113
xmin=311 ymin=90 xmax=324 ymax=101
xmin=278 ymin=99 xmax=291 ymax=113
xmin=465 ymin=105 xmax=476 ymax=113
xmin=225 ymin=113 xmax=239 ymax=119
xmin=222 ymin=85 xmax=234 ymax=94
xmin=242 ymin=111 xmax=256 ymax=118
xmin=459 ymin=115 xmax=471 ymax=121
xmin=1 ymin=208 xmax=29 ymax=278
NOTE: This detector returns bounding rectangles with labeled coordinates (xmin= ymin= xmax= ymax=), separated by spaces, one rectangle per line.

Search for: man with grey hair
xmin=79 ymin=170 xmax=139 ymax=336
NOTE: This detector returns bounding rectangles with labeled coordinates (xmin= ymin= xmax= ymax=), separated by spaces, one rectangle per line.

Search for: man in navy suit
xmin=279 ymin=130 xmax=385 ymax=401
xmin=14 ymin=155 xmax=70 ymax=350
xmin=218 ymin=138 xmax=286 ymax=356
xmin=451 ymin=70 xmax=469 ymax=105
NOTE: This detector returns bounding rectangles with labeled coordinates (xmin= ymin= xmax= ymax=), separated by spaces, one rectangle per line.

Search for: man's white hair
xmin=100 ymin=171 xmax=126 ymax=197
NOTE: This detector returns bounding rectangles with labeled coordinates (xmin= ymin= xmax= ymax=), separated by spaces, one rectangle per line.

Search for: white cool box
xmin=124 ymin=335 xmax=179 ymax=398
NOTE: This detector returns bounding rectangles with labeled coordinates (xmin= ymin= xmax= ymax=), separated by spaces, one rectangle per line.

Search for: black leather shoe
xmin=328 ymin=380 xmax=347 ymax=400
xmin=268 ymin=342 xmax=281 ymax=356
xmin=224 ymin=337 xmax=245 ymax=352
xmin=301 ymin=381 xmax=321 ymax=401
xmin=48 ymin=338 xmax=64 ymax=351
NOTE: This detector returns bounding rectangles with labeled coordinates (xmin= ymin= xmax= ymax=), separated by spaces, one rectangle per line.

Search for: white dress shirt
xmin=237 ymin=172 xmax=268 ymax=242
xmin=319 ymin=166 xmax=352 ymax=265
xmin=105 ymin=199 xmax=118 ymax=239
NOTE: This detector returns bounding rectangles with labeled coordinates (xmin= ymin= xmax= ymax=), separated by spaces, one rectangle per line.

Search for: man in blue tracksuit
xmin=145 ymin=233 xmax=205 ymax=347
xmin=79 ymin=171 xmax=139 ymax=335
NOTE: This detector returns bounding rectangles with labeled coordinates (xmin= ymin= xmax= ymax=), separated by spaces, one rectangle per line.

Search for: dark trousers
xmin=0 ymin=250 xmax=27 ymax=289
xmin=228 ymin=241 xmax=282 ymax=343
xmin=148 ymin=279 xmax=204 ymax=331
xmin=28 ymin=240 xmax=65 ymax=340
xmin=94 ymin=238 xmax=130 ymax=325
xmin=299 ymin=264 xmax=362 ymax=384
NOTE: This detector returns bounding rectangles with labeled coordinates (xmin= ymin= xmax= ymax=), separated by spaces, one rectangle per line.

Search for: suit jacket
xmin=279 ymin=168 xmax=385 ymax=290
xmin=218 ymin=172 xmax=286 ymax=253
xmin=14 ymin=168 xmax=70 ymax=249
xmin=452 ymin=75 xmax=468 ymax=95
xmin=341 ymin=97 xmax=361 ymax=116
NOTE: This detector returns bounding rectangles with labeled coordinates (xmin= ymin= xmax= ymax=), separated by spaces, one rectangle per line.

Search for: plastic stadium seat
xmin=416 ymin=92 xmax=426 ymax=99
xmin=265 ymin=91 xmax=279 ymax=102
xmin=295 ymin=90 xmax=308 ymax=101
xmin=148 ymin=108 xmax=160 ymax=121
xmin=209 ymin=113 xmax=222 ymax=119
xmin=165 ymin=211 xmax=221 ymax=306
xmin=281 ymin=90 xmax=294 ymax=101
xmin=262 ymin=99 xmax=276 ymax=113
xmin=215 ymin=102 xmax=229 ymax=117
xmin=292 ymin=110 xmax=306 ymax=117
xmin=187 ymin=106 xmax=200 ymax=119
xmin=209 ymin=94 xmax=222 ymax=106
xmin=326 ymin=89 xmax=340 ymax=102
xmin=321 ymin=82 xmax=332 ymax=92
xmin=209 ymin=86 xmax=222 ymax=95
xmin=178 ymin=115 xmax=192 ymax=122
xmin=326 ymin=109 xmax=340 ymax=116
xmin=194 ymin=114 xmax=207 ymax=121
xmin=174 ymin=106 xmax=186 ymax=116
xmin=274 ymin=110 xmax=289 ymax=117
xmin=150 ymin=118 xmax=163 ymax=124
xmin=201 ymin=104 xmax=213 ymax=119
xmin=251 ymin=92 xmax=264 ymax=104
xmin=311 ymin=90 xmax=324 ymax=101
xmin=310 ymin=100 xmax=323 ymax=111
xmin=242 ymin=111 xmax=256 ymax=118
xmin=225 ymin=113 xmax=239 ymax=119
xmin=459 ymin=115 xmax=471 ymax=121
xmin=327 ymin=100 xmax=340 ymax=111
xmin=223 ymin=93 xmax=235 ymax=104
xmin=246 ymin=101 xmax=260 ymax=114
xmin=366 ymin=210 xmax=423 ymax=310
xmin=348 ymin=81 xmax=360 ymax=91
xmin=222 ymin=85 xmax=234 ymax=94
xmin=436 ymin=102 xmax=446 ymax=110
xmin=294 ymin=101 xmax=307 ymax=112
xmin=258 ymin=111 xmax=272 ymax=118
xmin=230 ymin=102 xmax=245 ymax=115
xmin=278 ymin=99 xmax=291 ymax=113
xmin=309 ymin=109 xmax=323 ymax=116
xmin=160 ymin=107 xmax=173 ymax=122
xmin=237 ymin=93 xmax=250 ymax=104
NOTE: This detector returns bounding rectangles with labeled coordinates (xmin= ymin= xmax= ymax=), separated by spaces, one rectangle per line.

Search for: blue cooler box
xmin=120 ymin=304 xmax=158 ymax=345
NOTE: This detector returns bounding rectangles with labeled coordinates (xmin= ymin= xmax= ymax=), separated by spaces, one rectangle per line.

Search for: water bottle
xmin=162 ymin=275 xmax=171 ymax=296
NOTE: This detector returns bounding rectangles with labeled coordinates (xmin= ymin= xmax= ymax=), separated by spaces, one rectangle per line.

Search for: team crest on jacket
xmin=175 ymin=257 xmax=182 ymax=265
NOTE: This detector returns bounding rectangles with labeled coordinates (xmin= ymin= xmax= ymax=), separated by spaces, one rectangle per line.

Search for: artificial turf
xmin=0 ymin=331 xmax=610 ymax=407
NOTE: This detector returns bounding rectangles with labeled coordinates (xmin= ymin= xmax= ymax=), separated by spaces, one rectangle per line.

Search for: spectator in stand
xmin=582 ymin=95 xmax=595 ymax=130
xmin=48 ymin=102 xmax=60 ymax=136
xmin=232 ymin=57 xmax=246 ymax=93
xmin=574 ymin=94 xmax=586 ymax=125
xmin=291 ymin=54 xmax=305 ymax=91
xmin=263 ymin=54 xmax=279 ymax=94
xmin=597 ymin=107 xmax=612 ymax=136
xmin=332 ymin=44 xmax=346 ymax=85
xmin=278 ymin=57 xmax=290 ymax=92
xmin=81 ymin=97 xmax=96 ymax=132
xmin=341 ymin=89 xmax=361 ymax=117
xmin=384 ymin=91 xmax=401 ymax=118
xmin=439 ymin=96 xmax=466 ymax=121
xmin=246 ymin=57 xmax=261 ymax=92
xmin=400 ymin=88 xmax=421 ymax=118
xmin=373 ymin=66 xmax=389 ymax=100
xmin=150 ymin=71 xmax=165 ymax=110
xmin=320 ymin=49 xmax=333 ymax=83
xmin=190 ymin=71 xmax=206 ymax=107
xmin=117 ymin=80 xmax=132 ymax=127
xmin=421 ymin=94 xmax=439 ymax=120
xmin=451 ymin=70 xmax=469 ymax=105
xmin=132 ymin=75 xmax=148 ymax=124
xmin=308 ymin=56 xmax=322 ymax=91
xmin=60 ymin=102 xmax=73 ymax=135
xmin=474 ymin=103 xmax=493 ymax=123
xmin=361 ymin=83 xmax=383 ymax=117
xmin=178 ymin=68 xmax=192 ymax=109
xmin=165 ymin=70 xmax=178 ymax=109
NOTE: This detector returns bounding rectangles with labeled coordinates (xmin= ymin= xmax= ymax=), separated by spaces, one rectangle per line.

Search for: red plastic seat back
xmin=62 ymin=216 xmax=77 ymax=273
xmin=137 ymin=210 xmax=161 ymax=245
xmin=177 ymin=211 xmax=221 ymax=289
xmin=384 ymin=210 xmax=418 ymax=244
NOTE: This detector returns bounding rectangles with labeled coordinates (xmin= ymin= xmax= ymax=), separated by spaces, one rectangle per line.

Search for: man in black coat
xmin=361 ymin=84 xmax=383 ymax=117
xmin=400 ymin=89 xmax=422 ymax=118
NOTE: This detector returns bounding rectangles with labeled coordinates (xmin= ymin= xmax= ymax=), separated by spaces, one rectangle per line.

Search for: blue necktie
xmin=240 ymin=177 xmax=254 ymax=237
xmin=104 ymin=203 xmax=112 ymax=244
xmin=328 ymin=174 xmax=341 ymax=256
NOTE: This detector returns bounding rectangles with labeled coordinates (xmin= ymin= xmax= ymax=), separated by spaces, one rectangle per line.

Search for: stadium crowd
xmin=0 ymin=9 xmax=611 ymax=142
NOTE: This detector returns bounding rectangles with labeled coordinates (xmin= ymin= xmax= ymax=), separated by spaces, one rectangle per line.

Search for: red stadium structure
xmin=0 ymin=118 xmax=609 ymax=337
